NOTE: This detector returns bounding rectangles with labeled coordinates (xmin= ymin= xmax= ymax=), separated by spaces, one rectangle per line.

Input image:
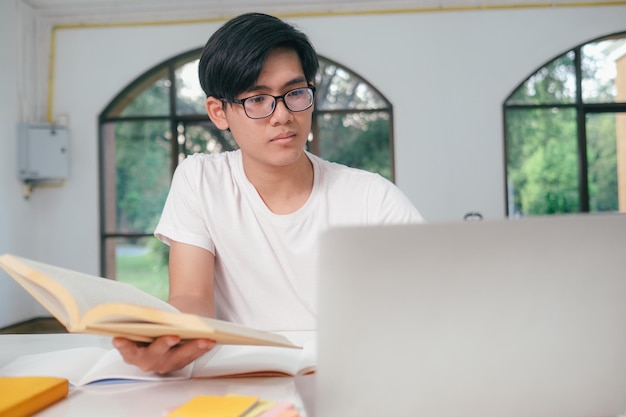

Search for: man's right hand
xmin=113 ymin=335 xmax=216 ymax=374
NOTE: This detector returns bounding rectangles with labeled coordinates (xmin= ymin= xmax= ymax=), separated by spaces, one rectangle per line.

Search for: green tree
xmin=507 ymin=107 xmax=579 ymax=215
xmin=586 ymin=113 xmax=618 ymax=211
xmin=114 ymin=120 xmax=171 ymax=233
xmin=314 ymin=58 xmax=392 ymax=179
xmin=318 ymin=112 xmax=391 ymax=179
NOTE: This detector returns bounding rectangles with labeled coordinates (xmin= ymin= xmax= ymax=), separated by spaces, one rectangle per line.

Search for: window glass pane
xmin=582 ymin=36 xmax=626 ymax=104
xmin=179 ymin=121 xmax=238 ymax=159
xmin=505 ymin=107 xmax=579 ymax=216
xmin=506 ymin=51 xmax=576 ymax=105
xmin=118 ymin=70 xmax=171 ymax=117
xmin=587 ymin=112 xmax=626 ymax=212
xmin=315 ymin=58 xmax=389 ymax=110
xmin=111 ymin=236 xmax=169 ymax=300
xmin=619 ymin=112 xmax=626 ymax=212
xmin=101 ymin=120 xmax=172 ymax=234
xmin=317 ymin=111 xmax=392 ymax=180
xmin=175 ymin=59 xmax=207 ymax=115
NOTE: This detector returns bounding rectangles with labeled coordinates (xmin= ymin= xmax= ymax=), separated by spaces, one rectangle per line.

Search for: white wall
xmin=1 ymin=3 xmax=625 ymax=327
xmin=0 ymin=0 xmax=48 ymax=325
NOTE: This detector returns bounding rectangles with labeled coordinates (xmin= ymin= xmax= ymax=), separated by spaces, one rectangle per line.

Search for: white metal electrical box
xmin=18 ymin=124 xmax=69 ymax=181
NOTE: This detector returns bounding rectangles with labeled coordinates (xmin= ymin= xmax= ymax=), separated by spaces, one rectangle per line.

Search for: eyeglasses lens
xmin=244 ymin=88 xmax=314 ymax=119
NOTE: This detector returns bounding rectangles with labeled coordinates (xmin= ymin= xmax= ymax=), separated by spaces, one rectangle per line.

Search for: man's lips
xmin=271 ymin=132 xmax=296 ymax=142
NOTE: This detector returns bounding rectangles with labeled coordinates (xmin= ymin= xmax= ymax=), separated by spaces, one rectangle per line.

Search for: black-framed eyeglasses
xmin=227 ymin=86 xmax=316 ymax=119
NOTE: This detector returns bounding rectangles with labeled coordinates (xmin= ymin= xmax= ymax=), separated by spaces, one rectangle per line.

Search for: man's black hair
xmin=198 ymin=13 xmax=319 ymax=101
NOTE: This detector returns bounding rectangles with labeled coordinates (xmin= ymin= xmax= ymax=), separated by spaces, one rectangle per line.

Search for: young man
xmin=114 ymin=12 xmax=424 ymax=373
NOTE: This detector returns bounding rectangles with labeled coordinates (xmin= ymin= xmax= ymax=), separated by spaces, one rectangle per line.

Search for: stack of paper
xmin=165 ymin=393 xmax=299 ymax=417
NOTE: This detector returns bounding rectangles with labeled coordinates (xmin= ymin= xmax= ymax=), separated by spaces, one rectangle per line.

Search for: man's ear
xmin=205 ymin=97 xmax=230 ymax=130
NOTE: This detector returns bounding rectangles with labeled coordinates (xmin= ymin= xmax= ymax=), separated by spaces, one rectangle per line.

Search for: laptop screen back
xmin=316 ymin=214 xmax=626 ymax=417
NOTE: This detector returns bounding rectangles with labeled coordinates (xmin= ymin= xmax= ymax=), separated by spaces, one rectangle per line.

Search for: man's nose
xmin=270 ymin=98 xmax=293 ymax=121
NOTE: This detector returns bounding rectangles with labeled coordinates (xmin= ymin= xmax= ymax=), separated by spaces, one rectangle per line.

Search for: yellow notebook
xmin=166 ymin=395 xmax=259 ymax=417
xmin=0 ymin=376 xmax=69 ymax=417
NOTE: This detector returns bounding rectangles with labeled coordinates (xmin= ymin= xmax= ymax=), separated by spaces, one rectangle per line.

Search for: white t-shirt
xmin=155 ymin=150 xmax=423 ymax=331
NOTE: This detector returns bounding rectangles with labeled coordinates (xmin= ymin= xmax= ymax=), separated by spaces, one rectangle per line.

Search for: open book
xmin=0 ymin=332 xmax=316 ymax=386
xmin=0 ymin=254 xmax=296 ymax=349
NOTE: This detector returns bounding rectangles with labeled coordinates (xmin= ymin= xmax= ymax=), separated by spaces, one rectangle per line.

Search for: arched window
xmin=99 ymin=49 xmax=394 ymax=298
xmin=504 ymin=32 xmax=626 ymax=217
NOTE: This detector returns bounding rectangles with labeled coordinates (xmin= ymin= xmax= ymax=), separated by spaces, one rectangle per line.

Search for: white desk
xmin=0 ymin=334 xmax=315 ymax=417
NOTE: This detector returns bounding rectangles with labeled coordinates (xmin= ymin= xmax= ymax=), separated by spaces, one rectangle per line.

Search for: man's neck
xmin=242 ymin=152 xmax=314 ymax=215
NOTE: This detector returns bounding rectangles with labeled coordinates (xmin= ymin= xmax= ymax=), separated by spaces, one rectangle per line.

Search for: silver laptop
xmin=315 ymin=213 xmax=626 ymax=417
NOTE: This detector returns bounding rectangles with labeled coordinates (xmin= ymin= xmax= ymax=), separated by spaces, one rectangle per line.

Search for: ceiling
xmin=21 ymin=0 xmax=626 ymax=22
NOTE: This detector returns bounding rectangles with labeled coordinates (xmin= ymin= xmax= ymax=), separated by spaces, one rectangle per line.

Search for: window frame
xmin=503 ymin=31 xmax=626 ymax=217
xmin=98 ymin=48 xmax=394 ymax=279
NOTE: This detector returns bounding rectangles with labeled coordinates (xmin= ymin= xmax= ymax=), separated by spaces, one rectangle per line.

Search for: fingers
xmin=113 ymin=336 xmax=216 ymax=374
xmin=113 ymin=335 xmax=180 ymax=370
xmin=158 ymin=339 xmax=216 ymax=374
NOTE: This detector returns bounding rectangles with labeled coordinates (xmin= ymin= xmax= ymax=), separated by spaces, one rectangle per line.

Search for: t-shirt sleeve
xmin=367 ymin=174 xmax=425 ymax=224
xmin=154 ymin=157 xmax=216 ymax=253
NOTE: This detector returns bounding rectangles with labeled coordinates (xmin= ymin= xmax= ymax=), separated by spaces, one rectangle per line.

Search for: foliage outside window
xmin=99 ymin=50 xmax=394 ymax=299
xmin=504 ymin=33 xmax=626 ymax=217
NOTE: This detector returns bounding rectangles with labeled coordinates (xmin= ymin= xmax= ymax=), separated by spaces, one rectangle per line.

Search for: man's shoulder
xmin=312 ymin=155 xmax=389 ymax=189
xmin=178 ymin=150 xmax=241 ymax=173
xmin=311 ymin=153 xmax=380 ymax=178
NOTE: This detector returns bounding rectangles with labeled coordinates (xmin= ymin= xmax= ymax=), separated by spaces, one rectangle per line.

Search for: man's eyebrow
xmin=244 ymin=76 xmax=308 ymax=93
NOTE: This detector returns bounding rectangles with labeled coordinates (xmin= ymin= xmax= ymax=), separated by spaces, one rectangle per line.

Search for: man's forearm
xmin=168 ymin=295 xmax=215 ymax=318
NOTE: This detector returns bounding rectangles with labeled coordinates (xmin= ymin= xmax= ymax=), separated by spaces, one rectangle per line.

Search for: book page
xmin=277 ymin=330 xmax=317 ymax=374
xmin=191 ymin=344 xmax=304 ymax=377
xmin=0 ymin=347 xmax=192 ymax=386
xmin=0 ymin=347 xmax=111 ymax=386
xmin=80 ymin=348 xmax=192 ymax=385
xmin=83 ymin=309 xmax=302 ymax=346
xmin=15 ymin=257 xmax=177 ymax=319
xmin=295 ymin=338 xmax=317 ymax=375
xmin=0 ymin=332 xmax=316 ymax=385
xmin=191 ymin=331 xmax=317 ymax=378
xmin=5 ymin=273 xmax=74 ymax=327
xmin=0 ymin=255 xmax=77 ymax=326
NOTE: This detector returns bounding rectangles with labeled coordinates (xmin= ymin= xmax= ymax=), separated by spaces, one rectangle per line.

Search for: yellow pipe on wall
xmin=45 ymin=1 xmax=626 ymax=123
